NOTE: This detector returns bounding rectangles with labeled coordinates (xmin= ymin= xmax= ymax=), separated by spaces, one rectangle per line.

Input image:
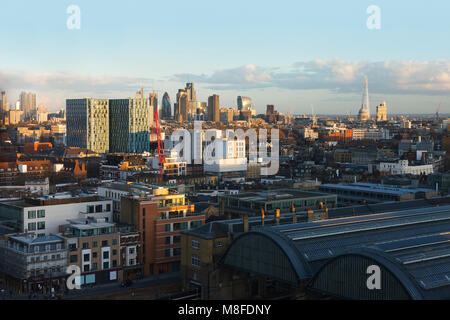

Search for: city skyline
xmin=1 ymin=1 xmax=450 ymax=114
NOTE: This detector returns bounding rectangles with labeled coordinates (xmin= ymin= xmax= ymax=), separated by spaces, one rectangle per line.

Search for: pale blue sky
xmin=1 ymin=0 xmax=450 ymax=114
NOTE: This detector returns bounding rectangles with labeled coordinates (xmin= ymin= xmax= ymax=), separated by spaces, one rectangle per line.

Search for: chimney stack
xmin=292 ymin=204 xmax=297 ymax=224
xmin=243 ymin=215 xmax=249 ymax=233
xmin=261 ymin=208 xmax=265 ymax=227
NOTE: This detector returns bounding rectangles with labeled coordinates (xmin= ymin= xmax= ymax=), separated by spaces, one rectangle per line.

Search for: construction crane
xmin=151 ymin=107 xmax=166 ymax=184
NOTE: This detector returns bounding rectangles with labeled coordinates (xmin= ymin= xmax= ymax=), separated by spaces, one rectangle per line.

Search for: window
xmin=37 ymin=221 xmax=45 ymax=230
xmin=28 ymin=223 xmax=36 ymax=231
xmin=112 ymin=249 xmax=117 ymax=256
xmin=215 ymin=241 xmax=223 ymax=248
xmin=88 ymin=205 xmax=95 ymax=213
xmin=70 ymin=255 xmax=78 ymax=263
xmin=95 ymin=205 xmax=103 ymax=213
xmin=92 ymin=263 xmax=98 ymax=271
xmin=83 ymin=254 xmax=90 ymax=262
xmin=102 ymin=240 xmax=108 ymax=247
xmin=129 ymin=248 xmax=135 ymax=255
xmin=103 ymin=251 xmax=109 ymax=259
xmin=165 ymin=224 xmax=171 ymax=232
xmin=165 ymin=237 xmax=171 ymax=245
xmin=69 ymin=243 xmax=77 ymax=251
xmin=191 ymin=254 xmax=200 ymax=267
xmin=112 ymin=239 xmax=117 ymax=245
xmin=106 ymin=204 xmax=111 ymax=211
xmin=93 ymin=252 xmax=97 ymax=258
xmin=165 ymin=249 xmax=171 ymax=257
xmin=129 ymin=259 xmax=135 ymax=265
xmin=173 ymin=236 xmax=181 ymax=244
xmin=28 ymin=211 xmax=36 ymax=219
xmin=37 ymin=210 xmax=45 ymax=218
xmin=191 ymin=239 xmax=200 ymax=250
xmin=112 ymin=260 xmax=117 ymax=267
xmin=93 ymin=241 xmax=97 ymax=248
xmin=173 ymin=248 xmax=181 ymax=256
xmin=82 ymin=243 xmax=89 ymax=249
xmin=84 ymin=265 xmax=90 ymax=272
xmin=103 ymin=262 xmax=109 ymax=269
xmin=191 ymin=220 xmax=202 ymax=229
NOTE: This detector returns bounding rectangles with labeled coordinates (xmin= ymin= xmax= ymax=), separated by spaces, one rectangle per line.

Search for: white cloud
xmin=174 ymin=59 xmax=450 ymax=95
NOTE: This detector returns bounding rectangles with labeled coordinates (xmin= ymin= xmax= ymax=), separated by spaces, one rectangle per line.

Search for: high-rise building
xmin=207 ymin=95 xmax=220 ymax=122
xmin=358 ymin=77 xmax=370 ymax=121
xmin=266 ymin=104 xmax=274 ymax=115
xmin=109 ymin=97 xmax=151 ymax=154
xmin=174 ymin=83 xmax=197 ymax=122
xmin=66 ymin=98 xmax=110 ymax=154
xmin=161 ymin=92 xmax=172 ymax=119
xmin=0 ymin=91 xmax=6 ymax=113
xmin=20 ymin=92 xmax=36 ymax=121
xmin=238 ymin=96 xmax=252 ymax=111
xmin=149 ymin=91 xmax=157 ymax=128
xmin=376 ymin=102 xmax=387 ymax=122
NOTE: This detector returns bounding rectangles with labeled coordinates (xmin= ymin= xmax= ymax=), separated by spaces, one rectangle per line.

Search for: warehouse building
xmin=211 ymin=199 xmax=450 ymax=299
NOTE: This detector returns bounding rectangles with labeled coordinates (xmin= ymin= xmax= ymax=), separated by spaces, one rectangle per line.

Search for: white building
xmin=377 ymin=160 xmax=434 ymax=175
xmin=299 ymin=128 xmax=318 ymax=140
xmin=0 ymin=194 xmax=113 ymax=237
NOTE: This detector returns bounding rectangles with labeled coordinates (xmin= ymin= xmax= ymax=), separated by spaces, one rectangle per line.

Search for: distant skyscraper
xmin=149 ymin=91 xmax=157 ymax=128
xmin=161 ymin=92 xmax=172 ymax=119
xmin=0 ymin=91 xmax=6 ymax=113
xmin=175 ymin=83 xmax=197 ymax=122
xmin=238 ymin=96 xmax=252 ymax=111
xmin=208 ymin=95 xmax=220 ymax=122
xmin=376 ymin=102 xmax=387 ymax=122
xmin=66 ymin=98 xmax=110 ymax=153
xmin=358 ymin=76 xmax=370 ymax=121
xmin=20 ymin=92 xmax=36 ymax=121
xmin=266 ymin=104 xmax=274 ymax=116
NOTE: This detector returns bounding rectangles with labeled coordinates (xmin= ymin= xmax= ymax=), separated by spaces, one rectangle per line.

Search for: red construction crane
xmin=151 ymin=107 xmax=166 ymax=184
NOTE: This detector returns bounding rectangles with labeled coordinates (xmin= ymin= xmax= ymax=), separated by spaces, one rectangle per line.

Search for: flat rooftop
xmin=219 ymin=189 xmax=332 ymax=202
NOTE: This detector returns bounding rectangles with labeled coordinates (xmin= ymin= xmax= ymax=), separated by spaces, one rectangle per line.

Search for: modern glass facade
xmin=66 ymin=98 xmax=109 ymax=154
xmin=109 ymin=98 xmax=150 ymax=154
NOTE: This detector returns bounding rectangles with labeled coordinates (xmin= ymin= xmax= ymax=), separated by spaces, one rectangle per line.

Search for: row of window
xmin=29 ymin=254 xmax=62 ymax=262
xmin=70 ymin=249 xmax=117 ymax=263
xmin=164 ymin=220 xmax=202 ymax=232
xmin=27 ymin=210 xmax=45 ymax=219
xmin=80 ymin=261 xmax=117 ymax=272
xmin=164 ymin=248 xmax=181 ymax=257
xmin=28 ymin=221 xmax=45 ymax=231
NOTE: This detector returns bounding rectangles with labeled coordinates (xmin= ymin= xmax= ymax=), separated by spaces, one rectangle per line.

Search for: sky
xmin=1 ymin=0 xmax=450 ymax=115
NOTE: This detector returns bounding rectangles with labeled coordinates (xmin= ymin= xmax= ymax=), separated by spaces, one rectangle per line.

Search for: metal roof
xmin=220 ymin=201 xmax=450 ymax=299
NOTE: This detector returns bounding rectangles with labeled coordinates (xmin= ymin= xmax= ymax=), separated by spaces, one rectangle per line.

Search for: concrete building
xmin=218 ymin=189 xmax=337 ymax=217
xmin=208 ymin=95 xmax=220 ymax=123
xmin=0 ymin=194 xmax=113 ymax=236
xmin=377 ymin=159 xmax=434 ymax=175
xmin=120 ymin=187 xmax=205 ymax=276
xmin=0 ymin=234 xmax=67 ymax=294
xmin=66 ymin=98 xmax=110 ymax=154
xmin=376 ymin=102 xmax=387 ymax=122
xmin=319 ymin=182 xmax=438 ymax=205
xmin=60 ymin=218 xmax=121 ymax=287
